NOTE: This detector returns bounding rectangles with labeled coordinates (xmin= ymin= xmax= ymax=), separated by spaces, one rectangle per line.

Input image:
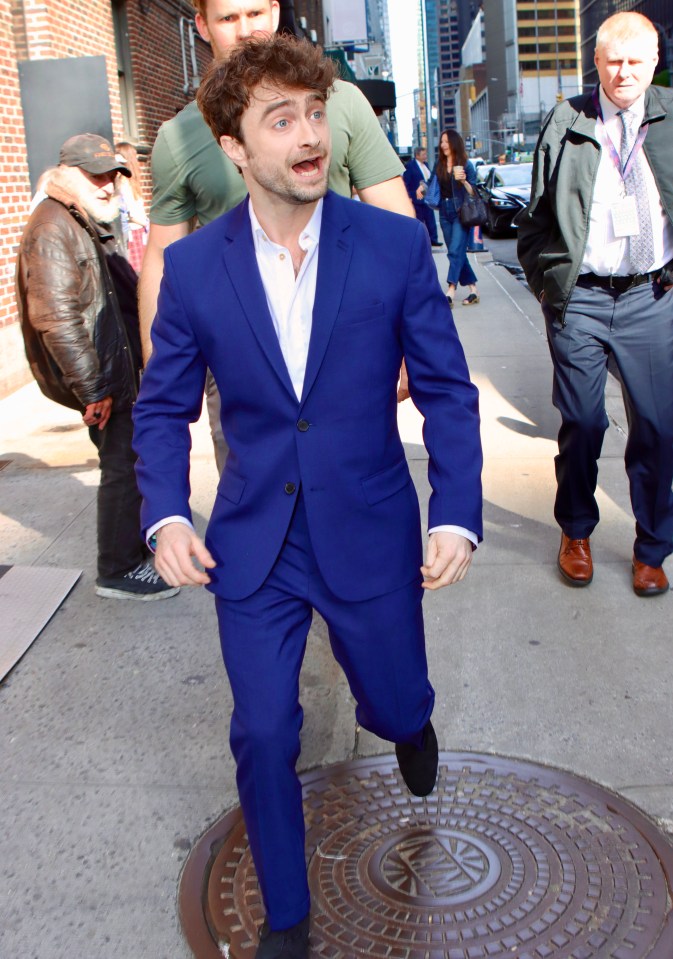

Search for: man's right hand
xmin=155 ymin=522 xmax=216 ymax=587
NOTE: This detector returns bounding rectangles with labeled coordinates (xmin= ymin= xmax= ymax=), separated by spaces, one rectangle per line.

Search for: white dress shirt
xmin=148 ymin=197 xmax=477 ymax=549
xmin=249 ymin=199 xmax=321 ymax=401
xmin=582 ymin=87 xmax=673 ymax=276
xmin=416 ymin=158 xmax=431 ymax=183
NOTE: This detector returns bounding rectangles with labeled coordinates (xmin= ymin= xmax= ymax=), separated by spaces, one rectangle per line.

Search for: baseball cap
xmin=59 ymin=134 xmax=131 ymax=177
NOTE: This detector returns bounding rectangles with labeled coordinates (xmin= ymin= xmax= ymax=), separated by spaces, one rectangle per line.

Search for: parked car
xmin=475 ymin=163 xmax=495 ymax=187
xmin=477 ymin=162 xmax=533 ymax=236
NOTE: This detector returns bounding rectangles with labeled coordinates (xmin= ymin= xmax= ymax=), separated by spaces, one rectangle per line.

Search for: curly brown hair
xmin=197 ymin=33 xmax=336 ymax=143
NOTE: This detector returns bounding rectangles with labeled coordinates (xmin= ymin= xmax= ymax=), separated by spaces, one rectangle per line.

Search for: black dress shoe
xmin=395 ymin=720 xmax=438 ymax=797
xmin=431 ymin=241 xmax=444 ymax=247
xmin=256 ymin=914 xmax=309 ymax=959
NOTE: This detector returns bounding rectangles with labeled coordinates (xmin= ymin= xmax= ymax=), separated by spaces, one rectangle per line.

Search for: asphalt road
xmin=482 ymin=231 xmax=520 ymax=271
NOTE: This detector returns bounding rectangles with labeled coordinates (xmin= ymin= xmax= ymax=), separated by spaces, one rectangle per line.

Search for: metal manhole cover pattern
xmin=180 ymin=754 xmax=673 ymax=959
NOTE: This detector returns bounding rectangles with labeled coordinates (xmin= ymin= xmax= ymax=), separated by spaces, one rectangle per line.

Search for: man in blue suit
xmin=133 ymin=35 xmax=482 ymax=959
xmin=403 ymin=146 xmax=443 ymax=246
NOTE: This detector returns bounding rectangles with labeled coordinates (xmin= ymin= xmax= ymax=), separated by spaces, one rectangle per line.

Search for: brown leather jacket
xmin=16 ymin=179 xmax=138 ymax=412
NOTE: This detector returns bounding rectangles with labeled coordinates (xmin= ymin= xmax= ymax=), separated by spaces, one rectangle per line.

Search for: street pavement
xmin=1 ymin=246 xmax=672 ymax=959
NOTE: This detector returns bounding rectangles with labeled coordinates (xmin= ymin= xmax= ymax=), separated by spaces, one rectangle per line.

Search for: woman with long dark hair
xmin=115 ymin=141 xmax=149 ymax=274
xmin=435 ymin=129 xmax=479 ymax=307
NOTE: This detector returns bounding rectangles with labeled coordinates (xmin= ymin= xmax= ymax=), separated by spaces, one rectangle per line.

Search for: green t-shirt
xmin=150 ymin=79 xmax=404 ymax=227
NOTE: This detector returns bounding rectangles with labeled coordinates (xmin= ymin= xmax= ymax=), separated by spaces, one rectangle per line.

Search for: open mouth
xmin=292 ymin=156 xmax=323 ymax=177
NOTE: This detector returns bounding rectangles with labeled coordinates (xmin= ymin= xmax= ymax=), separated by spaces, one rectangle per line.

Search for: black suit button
xmin=284 ymin=482 xmax=296 ymax=495
xmin=297 ymin=419 xmax=310 ymax=432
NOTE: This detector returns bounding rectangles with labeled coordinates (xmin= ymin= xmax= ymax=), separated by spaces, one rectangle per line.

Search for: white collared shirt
xmin=416 ymin=158 xmax=431 ymax=183
xmin=249 ymin=199 xmax=322 ymax=401
xmin=582 ymin=87 xmax=673 ymax=275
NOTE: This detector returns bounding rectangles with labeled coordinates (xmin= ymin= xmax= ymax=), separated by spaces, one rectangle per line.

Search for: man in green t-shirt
xmin=140 ymin=0 xmax=413 ymax=354
xmin=139 ymin=0 xmax=414 ymax=467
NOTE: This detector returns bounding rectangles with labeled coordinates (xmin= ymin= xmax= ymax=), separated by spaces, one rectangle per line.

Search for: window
xmin=111 ymin=0 xmax=138 ymax=139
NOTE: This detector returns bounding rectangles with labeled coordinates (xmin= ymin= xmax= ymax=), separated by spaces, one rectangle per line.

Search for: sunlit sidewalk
xmin=1 ymin=250 xmax=672 ymax=959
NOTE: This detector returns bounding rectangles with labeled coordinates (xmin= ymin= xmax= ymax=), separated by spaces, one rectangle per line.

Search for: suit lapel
xmin=300 ymin=192 xmax=353 ymax=406
xmin=221 ymin=200 xmax=296 ymax=399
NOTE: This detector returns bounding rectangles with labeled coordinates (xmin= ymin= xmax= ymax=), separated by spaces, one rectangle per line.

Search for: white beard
xmin=80 ymin=193 xmax=120 ymax=225
xmin=49 ymin=166 xmax=120 ymax=225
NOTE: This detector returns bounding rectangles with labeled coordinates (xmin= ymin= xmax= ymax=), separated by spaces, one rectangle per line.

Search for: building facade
xmin=481 ymin=0 xmax=582 ymax=159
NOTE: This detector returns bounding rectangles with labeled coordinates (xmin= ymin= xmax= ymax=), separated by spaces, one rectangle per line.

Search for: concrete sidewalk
xmin=1 ymin=250 xmax=672 ymax=959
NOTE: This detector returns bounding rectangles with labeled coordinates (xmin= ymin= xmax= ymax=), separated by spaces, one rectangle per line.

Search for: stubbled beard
xmin=247 ymin=154 xmax=329 ymax=205
xmin=80 ymin=193 xmax=120 ymax=224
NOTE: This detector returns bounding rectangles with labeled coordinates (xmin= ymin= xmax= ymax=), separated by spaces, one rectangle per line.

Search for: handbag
xmin=425 ymin=174 xmax=440 ymax=210
xmin=459 ymin=192 xmax=488 ymax=228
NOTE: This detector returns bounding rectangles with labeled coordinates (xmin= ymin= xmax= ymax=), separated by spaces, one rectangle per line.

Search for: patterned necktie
xmin=618 ymin=109 xmax=654 ymax=274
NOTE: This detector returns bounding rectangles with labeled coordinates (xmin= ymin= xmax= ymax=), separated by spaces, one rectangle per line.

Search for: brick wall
xmin=0 ymin=0 xmax=33 ymax=395
xmin=1 ymin=0 xmax=211 ymax=398
xmin=126 ymin=1 xmax=211 ymax=200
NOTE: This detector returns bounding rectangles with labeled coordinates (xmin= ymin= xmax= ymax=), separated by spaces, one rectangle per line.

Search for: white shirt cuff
xmin=428 ymin=525 xmax=478 ymax=548
xmin=146 ymin=516 xmax=194 ymax=551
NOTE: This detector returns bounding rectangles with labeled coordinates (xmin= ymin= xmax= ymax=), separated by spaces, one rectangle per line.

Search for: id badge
xmin=611 ymin=195 xmax=639 ymax=238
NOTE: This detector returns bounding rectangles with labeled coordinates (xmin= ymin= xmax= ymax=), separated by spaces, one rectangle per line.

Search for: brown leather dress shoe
xmin=632 ymin=558 xmax=669 ymax=597
xmin=557 ymin=532 xmax=593 ymax=586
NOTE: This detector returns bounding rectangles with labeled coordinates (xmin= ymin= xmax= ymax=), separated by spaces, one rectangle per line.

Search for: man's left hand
xmin=83 ymin=396 xmax=113 ymax=429
xmin=421 ymin=531 xmax=473 ymax=589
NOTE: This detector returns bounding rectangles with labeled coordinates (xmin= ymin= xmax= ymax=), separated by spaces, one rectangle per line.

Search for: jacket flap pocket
xmin=219 ymin=468 xmax=247 ymax=504
xmin=362 ymin=459 xmax=410 ymax=506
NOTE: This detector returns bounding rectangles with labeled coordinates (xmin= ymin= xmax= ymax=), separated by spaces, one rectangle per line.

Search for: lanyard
xmin=592 ymin=86 xmax=648 ymax=181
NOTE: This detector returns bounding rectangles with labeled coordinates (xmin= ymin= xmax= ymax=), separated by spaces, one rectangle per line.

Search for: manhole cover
xmin=179 ymin=753 xmax=673 ymax=958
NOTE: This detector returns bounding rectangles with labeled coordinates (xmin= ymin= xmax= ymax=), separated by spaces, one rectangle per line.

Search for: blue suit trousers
xmin=413 ymin=199 xmax=439 ymax=243
xmin=215 ymin=491 xmax=434 ymax=930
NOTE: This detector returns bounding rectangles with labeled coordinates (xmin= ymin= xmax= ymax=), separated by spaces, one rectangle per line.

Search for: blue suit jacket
xmin=403 ymin=158 xmax=429 ymax=214
xmin=133 ymin=191 xmax=482 ymax=601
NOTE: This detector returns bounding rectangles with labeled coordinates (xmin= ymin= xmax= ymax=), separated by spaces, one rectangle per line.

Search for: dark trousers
xmin=88 ymin=409 xmax=145 ymax=579
xmin=438 ymin=202 xmax=478 ymax=288
xmin=214 ymin=492 xmax=434 ymax=930
xmin=413 ymin=199 xmax=439 ymax=244
xmin=544 ymin=279 xmax=673 ymax=567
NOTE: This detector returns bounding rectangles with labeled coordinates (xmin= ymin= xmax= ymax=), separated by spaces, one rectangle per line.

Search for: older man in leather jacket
xmin=16 ymin=134 xmax=178 ymax=600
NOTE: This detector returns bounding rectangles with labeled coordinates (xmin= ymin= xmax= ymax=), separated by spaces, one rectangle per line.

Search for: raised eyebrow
xmin=261 ymin=95 xmax=325 ymax=120
xmin=261 ymin=99 xmax=293 ymax=120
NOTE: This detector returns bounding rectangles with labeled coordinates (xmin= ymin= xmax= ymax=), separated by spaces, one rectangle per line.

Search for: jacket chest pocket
xmin=335 ymin=301 xmax=385 ymax=328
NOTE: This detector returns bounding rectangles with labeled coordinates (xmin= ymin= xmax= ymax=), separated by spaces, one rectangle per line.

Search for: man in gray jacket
xmin=518 ymin=11 xmax=673 ymax=597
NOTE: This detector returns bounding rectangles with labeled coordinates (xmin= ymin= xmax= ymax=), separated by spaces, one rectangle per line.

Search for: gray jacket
xmin=517 ymin=84 xmax=673 ymax=317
